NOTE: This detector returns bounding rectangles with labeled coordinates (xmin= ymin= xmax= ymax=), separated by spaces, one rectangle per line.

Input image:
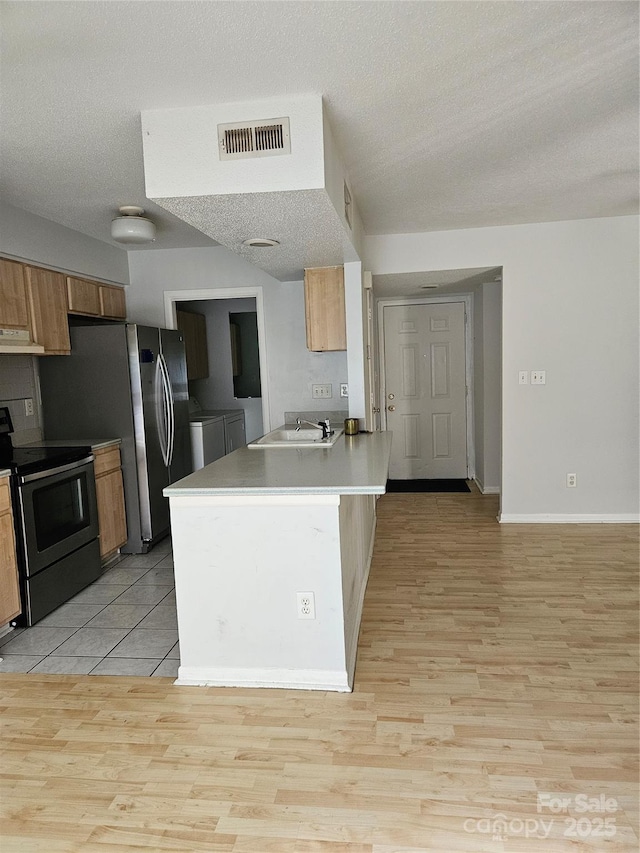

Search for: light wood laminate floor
xmin=1 ymin=490 xmax=638 ymax=852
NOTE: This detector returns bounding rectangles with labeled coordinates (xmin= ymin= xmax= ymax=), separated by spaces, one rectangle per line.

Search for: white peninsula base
xmin=169 ymin=491 xmax=378 ymax=691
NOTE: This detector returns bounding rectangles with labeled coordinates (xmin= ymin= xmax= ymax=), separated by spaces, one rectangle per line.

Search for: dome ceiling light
xmin=111 ymin=205 xmax=156 ymax=244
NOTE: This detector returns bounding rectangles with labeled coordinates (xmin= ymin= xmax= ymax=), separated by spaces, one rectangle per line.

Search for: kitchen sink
xmin=248 ymin=425 xmax=344 ymax=449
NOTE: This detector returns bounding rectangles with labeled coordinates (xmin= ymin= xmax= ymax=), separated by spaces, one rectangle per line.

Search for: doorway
xmin=163 ymin=288 xmax=271 ymax=442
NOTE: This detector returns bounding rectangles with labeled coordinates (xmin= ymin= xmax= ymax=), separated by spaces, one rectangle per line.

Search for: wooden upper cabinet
xmin=67 ymin=276 xmax=101 ymax=316
xmin=304 ymin=266 xmax=347 ymax=352
xmin=176 ymin=309 xmax=209 ymax=380
xmin=67 ymin=276 xmax=126 ymax=320
xmin=0 ymin=259 xmax=31 ymax=332
xmin=99 ymin=284 xmax=126 ymax=320
xmin=1 ymin=260 xmax=126 ymax=356
xmin=25 ymin=267 xmax=71 ymax=355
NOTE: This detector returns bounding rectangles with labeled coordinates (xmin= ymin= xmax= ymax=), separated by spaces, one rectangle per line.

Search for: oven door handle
xmin=19 ymin=454 xmax=95 ymax=484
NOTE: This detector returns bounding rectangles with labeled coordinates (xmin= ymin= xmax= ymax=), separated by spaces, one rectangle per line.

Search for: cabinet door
xmin=177 ymin=309 xmax=209 ymax=380
xmin=225 ymin=415 xmax=246 ymax=454
xmin=0 ymin=259 xmax=30 ymax=332
xmin=95 ymin=468 xmax=127 ymax=560
xmin=304 ymin=266 xmax=346 ymax=352
xmin=25 ymin=267 xmax=71 ymax=355
xmin=67 ymin=277 xmax=101 ymax=316
xmin=99 ymin=285 xmax=126 ymax=319
xmin=93 ymin=445 xmax=121 ymax=477
xmin=0 ymin=479 xmax=21 ymax=625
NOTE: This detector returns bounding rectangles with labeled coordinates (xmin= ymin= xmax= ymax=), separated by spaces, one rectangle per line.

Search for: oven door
xmin=17 ymin=457 xmax=99 ymax=577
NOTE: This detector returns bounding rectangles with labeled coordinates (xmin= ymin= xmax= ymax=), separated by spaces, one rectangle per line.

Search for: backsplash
xmin=0 ymin=355 xmax=43 ymax=445
xmin=284 ymin=410 xmax=347 ymax=425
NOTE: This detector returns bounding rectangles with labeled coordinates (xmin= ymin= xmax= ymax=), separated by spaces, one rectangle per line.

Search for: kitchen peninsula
xmin=164 ymin=430 xmax=392 ymax=691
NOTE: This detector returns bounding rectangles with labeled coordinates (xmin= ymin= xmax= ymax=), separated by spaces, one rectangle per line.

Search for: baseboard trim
xmin=474 ymin=478 xmax=500 ymax=495
xmin=499 ymin=513 xmax=640 ymax=524
xmin=175 ymin=665 xmax=351 ymax=692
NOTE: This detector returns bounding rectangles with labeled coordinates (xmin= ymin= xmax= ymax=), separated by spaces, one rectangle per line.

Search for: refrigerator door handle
xmin=158 ymin=353 xmax=175 ymax=467
xmin=155 ymin=356 xmax=170 ymax=467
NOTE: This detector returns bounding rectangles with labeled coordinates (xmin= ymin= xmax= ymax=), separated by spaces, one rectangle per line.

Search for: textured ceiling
xmin=1 ymin=1 xmax=638 ymax=275
xmin=155 ymin=189 xmax=359 ymax=282
xmin=373 ymin=268 xmax=502 ymax=298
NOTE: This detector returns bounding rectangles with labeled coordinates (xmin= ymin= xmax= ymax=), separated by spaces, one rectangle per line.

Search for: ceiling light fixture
xmin=421 ymin=284 xmax=439 ymax=289
xmin=111 ymin=205 xmax=156 ymax=244
xmin=242 ymin=238 xmax=280 ymax=248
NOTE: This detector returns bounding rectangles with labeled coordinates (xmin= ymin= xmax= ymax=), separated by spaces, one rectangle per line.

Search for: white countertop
xmin=165 ymin=430 xmax=393 ymax=497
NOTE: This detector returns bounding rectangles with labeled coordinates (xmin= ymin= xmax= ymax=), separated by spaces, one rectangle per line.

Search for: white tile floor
xmin=0 ymin=537 xmax=179 ymax=677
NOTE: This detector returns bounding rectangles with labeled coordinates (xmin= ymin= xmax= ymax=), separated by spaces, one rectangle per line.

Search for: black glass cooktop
xmin=0 ymin=445 xmax=93 ymax=477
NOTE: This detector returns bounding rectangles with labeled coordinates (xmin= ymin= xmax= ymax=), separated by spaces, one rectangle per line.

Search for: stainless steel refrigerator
xmin=39 ymin=324 xmax=192 ymax=553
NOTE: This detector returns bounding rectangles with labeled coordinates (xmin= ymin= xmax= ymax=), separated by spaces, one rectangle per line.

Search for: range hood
xmin=0 ymin=329 xmax=45 ymax=354
xmin=141 ymin=95 xmax=362 ymax=281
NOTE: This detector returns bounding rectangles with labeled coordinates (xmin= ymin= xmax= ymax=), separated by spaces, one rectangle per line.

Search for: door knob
xmin=388 ymin=405 xmax=396 ymax=412
xmin=388 ymin=393 xmax=395 ymax=400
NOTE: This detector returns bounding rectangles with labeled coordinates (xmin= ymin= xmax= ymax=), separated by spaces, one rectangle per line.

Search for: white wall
xmin=473 ymin=282 xmax=502 ymax=493
xmin=344 ymin=260 xmax=367 ymax=420
xmin=0 ymin=201 xmax=129 ymax=285
xmin=365 ymin=216 xmax=639 ymax=520
xmin=127 ymin=246 xmax=348 ymax=428
xmin=0 ymin=355 xmax=43 ymax=446
xmin=186 ymin=297 xmax=263 ymax=442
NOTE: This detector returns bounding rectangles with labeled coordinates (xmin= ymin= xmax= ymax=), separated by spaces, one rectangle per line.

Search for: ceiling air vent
xmin=218 ymin=117 xmax=291 ymax=161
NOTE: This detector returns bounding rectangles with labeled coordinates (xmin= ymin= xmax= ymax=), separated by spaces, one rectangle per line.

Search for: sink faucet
xmin=296 ymin=417 xmax=333 ymax=439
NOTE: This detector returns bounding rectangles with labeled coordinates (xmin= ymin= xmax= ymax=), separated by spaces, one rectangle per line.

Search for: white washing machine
xmin=189 ymin=415 xmax=226 ymax=470
xmin=188 ymin=401 xmax=246 ymax=470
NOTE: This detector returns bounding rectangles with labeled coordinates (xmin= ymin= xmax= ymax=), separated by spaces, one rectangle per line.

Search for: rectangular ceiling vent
xmin=218 ymin=117 xmax=291 ymax=161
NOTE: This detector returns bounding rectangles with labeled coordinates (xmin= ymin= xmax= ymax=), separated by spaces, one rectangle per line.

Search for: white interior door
xmin=383 ymin=302 xmax=467 ymax=479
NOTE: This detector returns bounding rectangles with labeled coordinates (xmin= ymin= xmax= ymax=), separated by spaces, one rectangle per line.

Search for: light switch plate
xmin=312 ymin=384 xmax=332 ymax=399
xmin=531 ymin=370 xmax=546 ymax=385
xmin=518 ymin=371 xmax=529 ymax=385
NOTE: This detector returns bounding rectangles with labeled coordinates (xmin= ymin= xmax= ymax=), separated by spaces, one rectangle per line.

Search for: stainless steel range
xmin=0 ymin=407 xmax=101 ymax=626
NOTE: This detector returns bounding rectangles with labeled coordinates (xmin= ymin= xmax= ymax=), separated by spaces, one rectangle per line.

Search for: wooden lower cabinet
xmin=93 ymin=445 xmax=127 ymax=562
xmin=0 ymin=476 xmax=21 ymax=626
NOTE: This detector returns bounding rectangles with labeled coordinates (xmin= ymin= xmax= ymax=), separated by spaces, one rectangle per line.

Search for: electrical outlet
xmin=566 ymin=473 xmax=577 ymax=488
xmin=24 ymin=398 xmax=34 ymax=416
xmin=340 ymin=383 xmax=349 ymax=397
xmin=518 ymin=371 xmax=529 ymax=385
xmin=312 ymin=384 xmax=332 ymax=399
xmin=296 ymin=591 xmax=315 ymax=619
xmin=531 ymin=370 xmax=546 ymax=385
